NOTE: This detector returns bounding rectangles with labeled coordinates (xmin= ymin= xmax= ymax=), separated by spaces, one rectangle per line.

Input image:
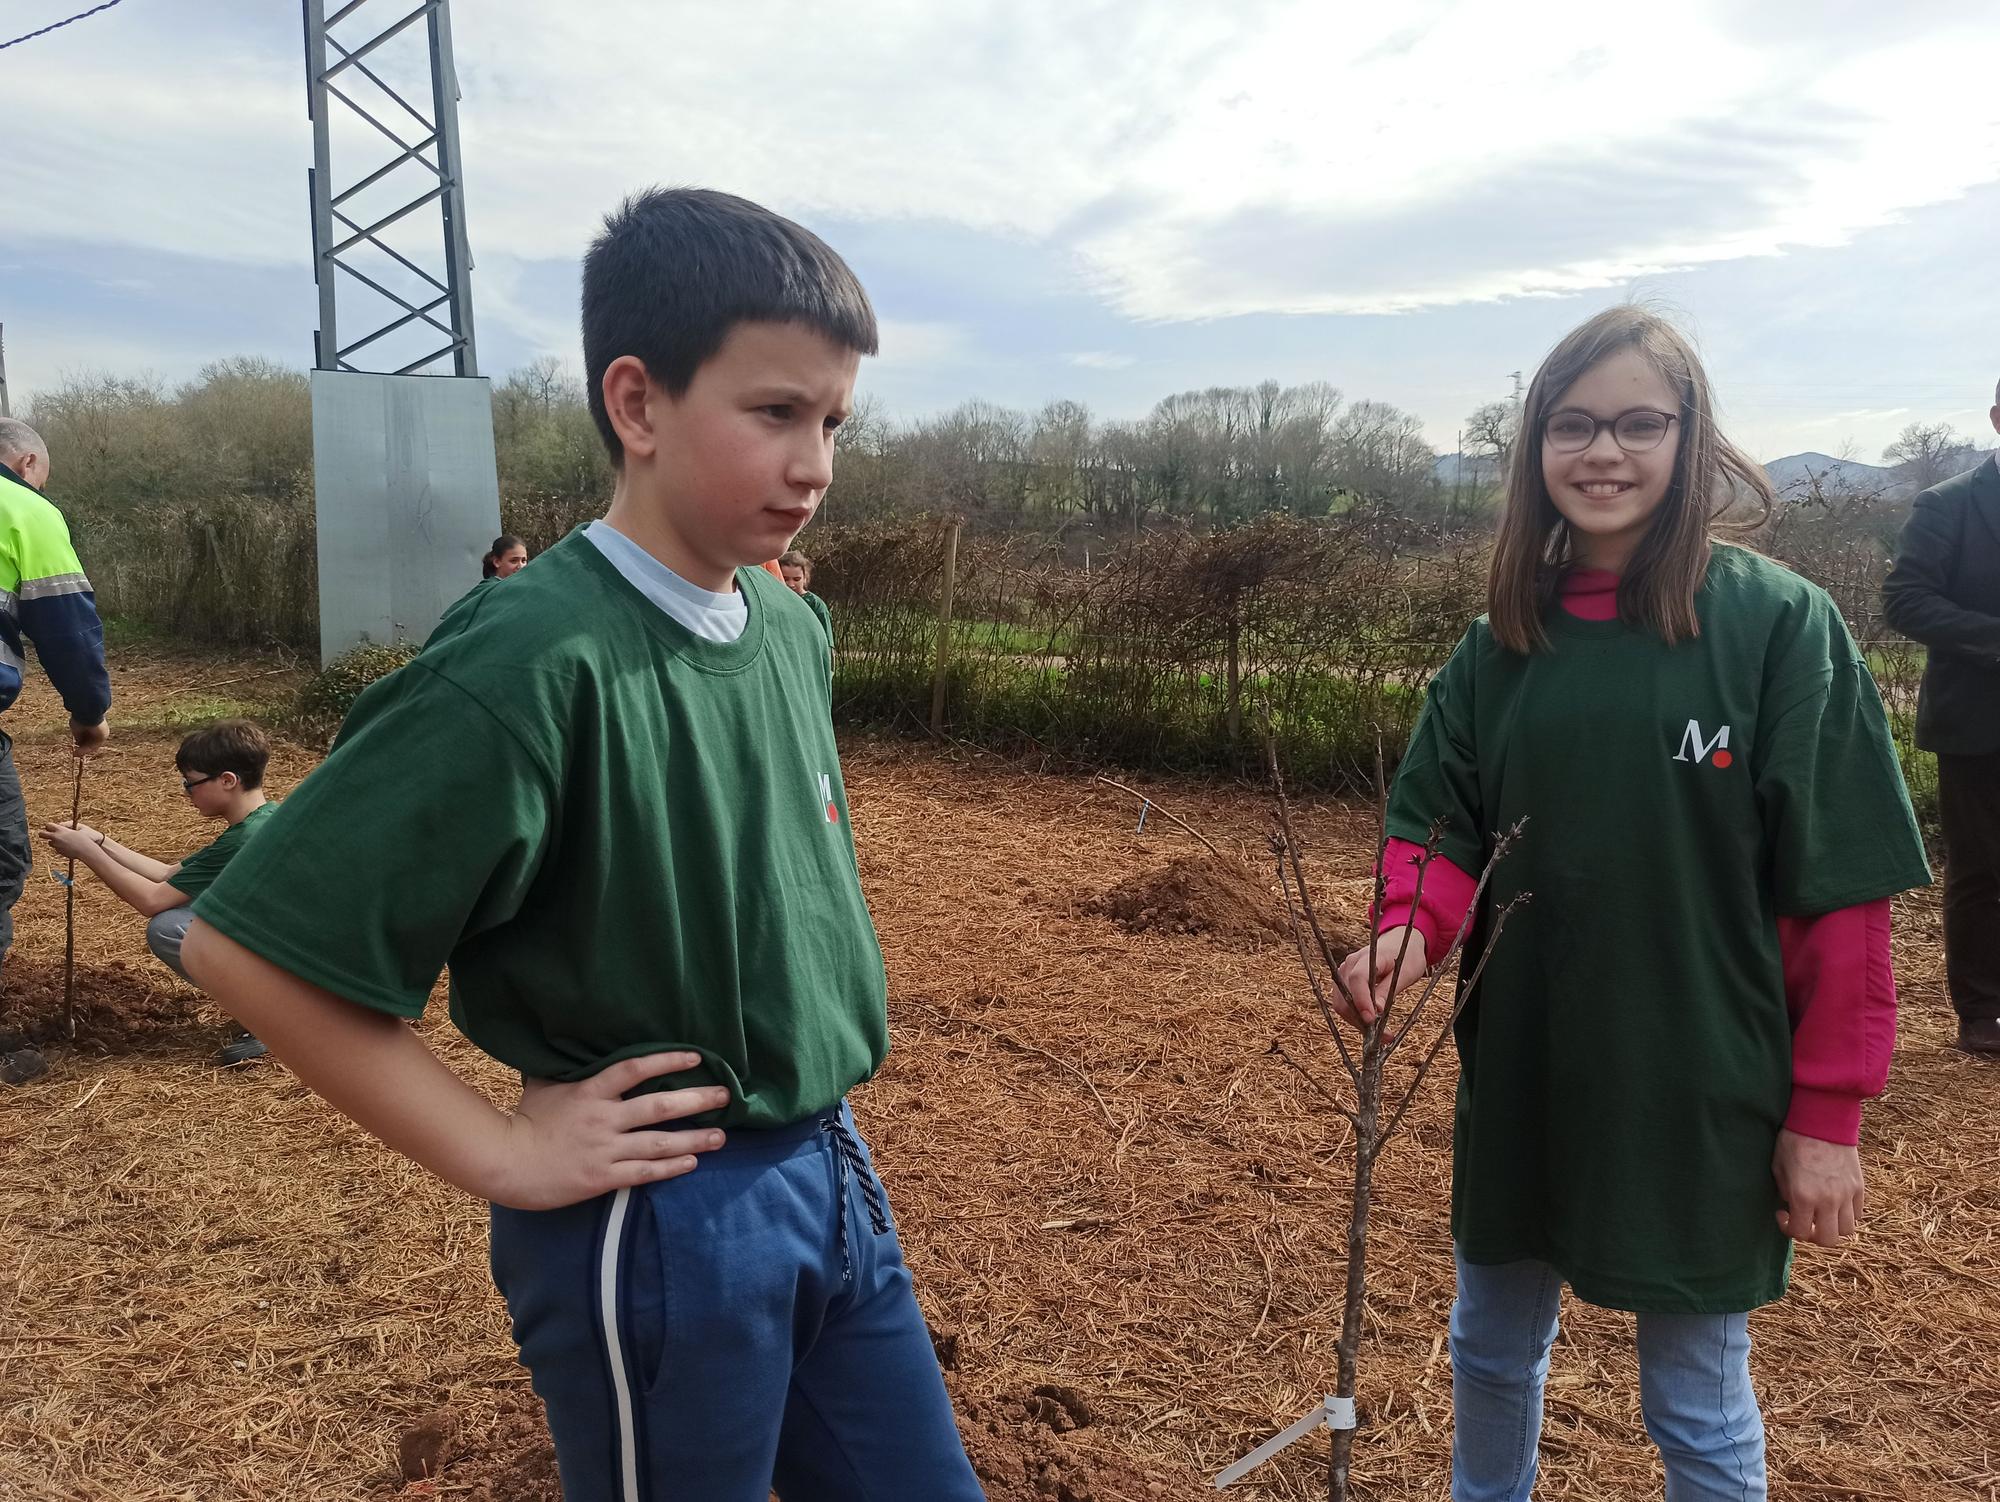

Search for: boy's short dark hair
xmin=176 ymin=719 xmax=270 ymax=789
xmin=582 ymin=187 xmax=879 ymax=463
xmin=778 ymin=549 xmax=812 ymax=574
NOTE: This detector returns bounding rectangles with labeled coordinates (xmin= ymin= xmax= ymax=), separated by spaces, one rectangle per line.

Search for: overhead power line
xmin=0 ymin=0 xmax=126 ymax=52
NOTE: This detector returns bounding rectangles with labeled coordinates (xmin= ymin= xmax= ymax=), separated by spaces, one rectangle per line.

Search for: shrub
xmin=291 ymin=642 xmax=419 ymax=748
xmin=72 ymin=493 xmax=317 ymax=650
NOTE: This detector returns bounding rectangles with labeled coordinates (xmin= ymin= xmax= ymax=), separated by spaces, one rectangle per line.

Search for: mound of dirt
xmin=389 ymin=1383 xmax=1180 ymax=1502
xmin=957 ymin=1386 xmax=1177 ymax=1501
xmin=397 ymin=1405 xmax=460 ymax=1482
xmin=1 ymin=956 xmax=210 ymax=1055
xmin=1091 ymin=853 xmax=1315 ymax=952
xmin=387 ymin=1394 xmax=559 ymax=1501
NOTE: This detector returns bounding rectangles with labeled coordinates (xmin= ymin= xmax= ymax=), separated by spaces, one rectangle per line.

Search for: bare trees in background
xmin=495 ymin=367 xmax=1441 ymax=527
xmin=36 ymin=355 xmax=1990 ymax=536
xmin=832 ymin=378 xmax=1438 ymax=527
xmin=1462 ymin=399 xmax=1519 ymax=472
xmin=27 ymin=359 xmax=312 ymax=508
xmin=1882 ymin=420 xmax=1982 ymax=492
xmin=491 ymin=359 xmax=607 ymax=501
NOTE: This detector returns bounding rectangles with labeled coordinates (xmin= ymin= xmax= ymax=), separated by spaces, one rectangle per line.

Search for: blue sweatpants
xmin=489 ymin=1100 xmax=985 ymax=1501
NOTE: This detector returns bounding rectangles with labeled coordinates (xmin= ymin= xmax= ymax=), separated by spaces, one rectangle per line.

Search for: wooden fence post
xmin=1225 ymin=599 xmax=1243 ymax=741
xmin=929 ymin=520 xmax=963 ymax=734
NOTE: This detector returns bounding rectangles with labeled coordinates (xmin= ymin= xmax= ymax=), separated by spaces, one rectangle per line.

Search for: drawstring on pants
xmin=821 ymin=1113 xmax=889 ymax=1282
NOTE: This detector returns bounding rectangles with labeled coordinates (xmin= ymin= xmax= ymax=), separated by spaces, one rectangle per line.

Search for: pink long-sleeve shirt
xmin=1374 ymin=568 xmax=1896 ymax=1146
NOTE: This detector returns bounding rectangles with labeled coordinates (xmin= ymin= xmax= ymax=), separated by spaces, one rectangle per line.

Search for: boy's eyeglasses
xmin=1544 ymin=408 xmax=1678 ymax=454
xmin=181 ymin=773 xmax=219 ymax=792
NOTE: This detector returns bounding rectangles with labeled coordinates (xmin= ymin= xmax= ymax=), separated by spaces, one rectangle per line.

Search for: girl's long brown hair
xmin=1488 ymin=307 xmax=1773 ymax=654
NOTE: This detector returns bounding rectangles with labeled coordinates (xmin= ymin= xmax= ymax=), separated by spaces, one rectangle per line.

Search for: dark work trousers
xmin=1937 ymin=750 xmax=2000 ymax=1021
xmin=0 ymin=732 xmax=31 ymax=981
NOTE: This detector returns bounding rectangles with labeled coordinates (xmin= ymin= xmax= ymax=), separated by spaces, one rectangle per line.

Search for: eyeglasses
xmin=1543 ymin=408 xmax=1678 ymax=454
xmin=181 ymin=773 xmax=219 ymax=793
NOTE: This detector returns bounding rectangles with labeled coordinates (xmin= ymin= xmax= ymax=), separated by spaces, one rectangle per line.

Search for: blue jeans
xmin=1450 ymin=1248 xmax=1767 ymax=1501
xmin=489 ymin=1101 xmax=983 ymax=1502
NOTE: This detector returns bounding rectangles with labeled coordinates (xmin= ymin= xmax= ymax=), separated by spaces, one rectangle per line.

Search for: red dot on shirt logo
xmin=1711 ymin=750 xmax=1733 ymax=769
xmin=826 ymin=802 xmax=840 ymax=823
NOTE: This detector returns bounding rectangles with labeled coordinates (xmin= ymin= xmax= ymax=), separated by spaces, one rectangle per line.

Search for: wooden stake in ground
xmin=1214 ymin=735 xmax=1525 ymax=1499
xmin=928 ymin=519 xmax=963 ymax=735
xmin=63 ymin=754 xmax=82 ymax=1040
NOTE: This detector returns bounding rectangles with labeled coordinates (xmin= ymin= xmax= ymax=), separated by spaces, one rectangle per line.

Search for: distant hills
xmin=1759 ymin=452 xmax=1900 ymax=500
xmin=1432 ymin=449 xmax=1912 ymax=501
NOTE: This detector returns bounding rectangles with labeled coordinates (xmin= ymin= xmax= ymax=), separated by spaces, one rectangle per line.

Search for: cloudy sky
xmin=2 ymin=0 xmax=1996 ymax=462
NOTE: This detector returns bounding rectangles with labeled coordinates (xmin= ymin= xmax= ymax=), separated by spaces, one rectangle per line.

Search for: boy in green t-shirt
xmin=181 ymin=190 xmax=982 ymax=1500
xmin=41 ymin=719 xmax=275 ymax=1066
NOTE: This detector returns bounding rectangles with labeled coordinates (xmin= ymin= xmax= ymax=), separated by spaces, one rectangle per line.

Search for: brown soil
xmin=1090 ymin=851 xmax=1362 ymax=954
xmin=956 ymin=1384 xmax=1173 ymax=1501
xmin=2 ymin=954 xmax=214 ymax=1055
xmin=392 ymin=1380 xmax=1174 ymax=1502
xmin=385 ymin=1394 xmax=561 ymax=1501
xmin=2 ymin=649 xmax=1992 ymax=1502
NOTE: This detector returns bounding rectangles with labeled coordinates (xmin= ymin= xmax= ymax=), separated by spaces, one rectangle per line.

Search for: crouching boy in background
xmin=42 ymin=718 xmax=274 ymax=1065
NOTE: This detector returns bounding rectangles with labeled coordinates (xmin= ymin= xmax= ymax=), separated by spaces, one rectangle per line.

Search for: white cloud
xmin=874 ymin=320 xmax=973 ymax=368
xmin=3 ymin=48 xmax=302 ymax=266
xmin=1801 ymin=407 xmax=1910 ymax=429
xmin=472 ymin=255 xmax=582 ymax=361
xmin=1066 ymin=351 xmax=1136 ymax=369
xmin=3 ymin=0 xmax=1997 ymax=331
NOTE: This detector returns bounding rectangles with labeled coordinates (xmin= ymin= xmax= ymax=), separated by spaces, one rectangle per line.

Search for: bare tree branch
xmin=1269 ymin=1041 xmax=1360 ymax=1130
xmin=1383 ymin=819 xmax=1527 ymax=1061
xmin=1373 ymin=819 xmax=1442 ymax=1033
xmin=1238 ymin=738 xmax=1526 ymax=1501
xmin=1092 ymin=774 xmax=1224 ymax=860
xmin=1273 ymin=842 xmax=1362 ymax=1087
xmin=1375 ymin=897 xmax=1527 ymax=1152
xmin=1263 ymin=725 xmax=1365 ymax=1021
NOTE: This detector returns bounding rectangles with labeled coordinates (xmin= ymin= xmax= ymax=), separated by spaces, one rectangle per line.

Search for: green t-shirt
xmin=802 ymin=591 xmax=833 ymax=648
xmin=1388 ymin=545 xmax=1930 ymax=1313
xmin=195 ymin=531 xmax=887 ymax=1128
xmin=167 ymin=802 xmax=277 ymax=902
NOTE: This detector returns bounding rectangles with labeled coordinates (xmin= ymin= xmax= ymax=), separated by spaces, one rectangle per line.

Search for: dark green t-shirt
xmin=195 ymin=531 xmax=887 ymax=1128
xmin=1388 ymin=545 xmax=1929 ymax=1313
xmin=802 ymin=591 xmax=833 ymax=647
xmin=167 ymin=802 xmax=277 ymax=902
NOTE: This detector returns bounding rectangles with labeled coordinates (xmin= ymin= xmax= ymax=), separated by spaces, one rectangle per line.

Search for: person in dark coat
xmin=1883 ymin=383 xmax=2000 ymax=1055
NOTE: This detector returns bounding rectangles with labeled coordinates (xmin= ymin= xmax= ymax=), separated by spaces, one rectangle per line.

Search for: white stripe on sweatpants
xmin=598 ymin=1187 xmax=641 ymax=1502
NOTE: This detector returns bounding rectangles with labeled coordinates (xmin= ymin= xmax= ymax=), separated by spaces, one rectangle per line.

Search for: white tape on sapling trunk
xmin=1211 ymin=1395 xmax=1357 ymax=1489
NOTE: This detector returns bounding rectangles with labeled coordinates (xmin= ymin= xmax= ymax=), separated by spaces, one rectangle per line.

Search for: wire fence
xmin=69 ymin=490 xmax=1938 ymax=818
xmin=810 ymin=510 xmax=1489 ymax=790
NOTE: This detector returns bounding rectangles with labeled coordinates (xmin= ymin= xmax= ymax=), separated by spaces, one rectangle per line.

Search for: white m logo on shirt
xmin=1673 ymin=719 xmax=1732 ymax=765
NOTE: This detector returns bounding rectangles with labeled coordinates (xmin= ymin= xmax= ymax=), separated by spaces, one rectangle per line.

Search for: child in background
xmin=41 ymin=719 xmax=276 ymax=1066
xmin=779 ymin=547 xmax=834 ymax=642
xmin=482 ymin=534 xmax=530 ymax=579
xmin=1338 ymin=306 xmax=1929 ymax=1502
xmin=181 ymin=188 xmax=982 ymax=1501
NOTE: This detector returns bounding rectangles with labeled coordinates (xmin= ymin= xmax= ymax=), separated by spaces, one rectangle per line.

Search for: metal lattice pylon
xmin=303 ymin=0 xmax=478 ymax=376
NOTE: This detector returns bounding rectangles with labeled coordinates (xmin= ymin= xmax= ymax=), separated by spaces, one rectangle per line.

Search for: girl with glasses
xmin=1333 ymin=306 xmax=1928 ymax=1501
